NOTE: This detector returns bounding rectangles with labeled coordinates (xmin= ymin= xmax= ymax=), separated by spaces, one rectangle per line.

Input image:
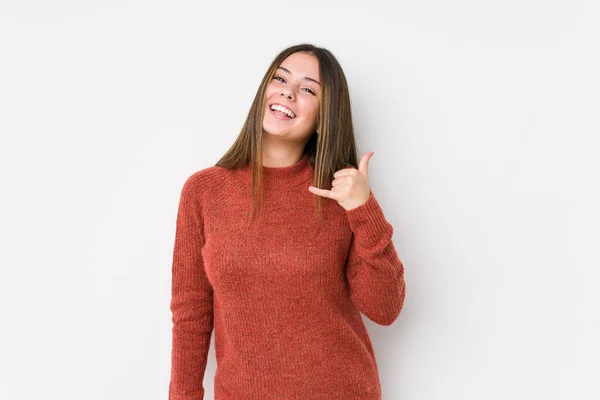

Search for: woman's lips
xmin=270 ymin=108 xmax=294 ymax=120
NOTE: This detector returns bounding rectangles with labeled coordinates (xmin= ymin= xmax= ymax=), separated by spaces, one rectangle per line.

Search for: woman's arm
xmin=344 ymin=190 xmax=406 ymax=326
xmin=169 ymin=174 xmax=214 ymax=400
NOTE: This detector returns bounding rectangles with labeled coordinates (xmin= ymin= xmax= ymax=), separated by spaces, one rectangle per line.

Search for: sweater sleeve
xmin=169 ymin=175 xmax=214 ymax=400
xmin=344 ymin=190 xmax=406 ymax=326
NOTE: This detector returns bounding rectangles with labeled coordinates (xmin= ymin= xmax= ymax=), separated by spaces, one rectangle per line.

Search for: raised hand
xmin=308 ymin=152 xmax=374 ymax=211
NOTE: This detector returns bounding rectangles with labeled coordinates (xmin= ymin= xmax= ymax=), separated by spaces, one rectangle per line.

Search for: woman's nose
xmin=280 ymin=90 xmax=294 ymax=100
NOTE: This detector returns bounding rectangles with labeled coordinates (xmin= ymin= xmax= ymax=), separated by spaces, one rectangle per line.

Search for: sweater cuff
xmin=345 ymin=190 xmax=393 ymax=239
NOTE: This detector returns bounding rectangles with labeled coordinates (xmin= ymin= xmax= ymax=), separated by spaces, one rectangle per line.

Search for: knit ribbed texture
xmin=169 ymin=153 xmax=406 ymax=400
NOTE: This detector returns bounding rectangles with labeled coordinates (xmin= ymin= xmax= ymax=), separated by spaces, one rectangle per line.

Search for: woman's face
xmin=263 ymin=52 xmax=321 ymax=141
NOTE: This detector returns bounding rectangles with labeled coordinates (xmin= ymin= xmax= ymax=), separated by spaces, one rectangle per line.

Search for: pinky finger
xmin=308 ymin=186 xmax=335 ymax=199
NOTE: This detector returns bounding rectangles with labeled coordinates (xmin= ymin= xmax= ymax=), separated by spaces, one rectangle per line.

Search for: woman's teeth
xmin=270 ymin=104 xmax=295 ymax=118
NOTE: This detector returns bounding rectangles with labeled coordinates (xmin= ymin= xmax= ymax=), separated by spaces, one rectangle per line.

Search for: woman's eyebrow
xmin=277 ymin=66 xmax=321 ymax=86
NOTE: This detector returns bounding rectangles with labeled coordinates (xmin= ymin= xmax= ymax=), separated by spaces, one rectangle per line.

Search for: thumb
xmin=358 ymin=151 xmax=374 ymax=177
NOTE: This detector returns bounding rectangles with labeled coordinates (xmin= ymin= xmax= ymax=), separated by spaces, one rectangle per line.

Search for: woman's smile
xmin=269 ymin=107 xmax=295 ymax=120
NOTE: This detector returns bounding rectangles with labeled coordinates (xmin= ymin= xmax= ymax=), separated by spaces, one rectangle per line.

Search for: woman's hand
xmin=308 ymin=152 xmax=374 ymax=211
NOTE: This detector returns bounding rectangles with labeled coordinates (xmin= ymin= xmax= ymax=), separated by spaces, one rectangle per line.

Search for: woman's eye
xmin=273 ymin=76 xmax=315 ymax=95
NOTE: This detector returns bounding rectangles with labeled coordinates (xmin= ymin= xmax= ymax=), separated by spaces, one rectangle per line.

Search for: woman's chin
xmin=263 ymin=122 xmax=292 ymax=137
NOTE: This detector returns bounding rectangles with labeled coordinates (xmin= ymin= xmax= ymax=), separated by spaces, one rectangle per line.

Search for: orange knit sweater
xmin=168 ymin=153 xmax=406 ymax=400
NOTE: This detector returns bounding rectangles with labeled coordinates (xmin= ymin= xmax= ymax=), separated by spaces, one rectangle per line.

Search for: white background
xmin=1 ymin=1 xmax=598 ymax=399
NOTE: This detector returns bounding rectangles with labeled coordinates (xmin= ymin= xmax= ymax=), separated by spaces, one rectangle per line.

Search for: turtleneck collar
xmin=241 ymin=153 xmax=314 ymax=188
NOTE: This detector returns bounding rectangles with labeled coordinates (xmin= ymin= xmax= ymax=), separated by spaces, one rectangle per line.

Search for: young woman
xmin=169 ymin=43 xmax=406 ymax=400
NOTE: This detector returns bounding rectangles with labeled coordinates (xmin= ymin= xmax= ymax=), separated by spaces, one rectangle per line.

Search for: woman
xmin=169 ymin=43 xmax=406 ymax=400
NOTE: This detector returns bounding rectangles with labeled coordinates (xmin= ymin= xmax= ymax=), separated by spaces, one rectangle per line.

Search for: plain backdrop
xmin=1 ymin=1 xmax=598 ymax=399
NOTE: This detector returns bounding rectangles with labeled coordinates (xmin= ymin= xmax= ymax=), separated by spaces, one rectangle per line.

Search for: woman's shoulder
xmin=179 ymin=164 xmax=236 ymax=198
xmin=184 ymin=164 xmax=224 ymax=183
